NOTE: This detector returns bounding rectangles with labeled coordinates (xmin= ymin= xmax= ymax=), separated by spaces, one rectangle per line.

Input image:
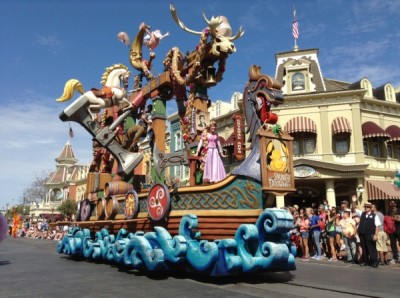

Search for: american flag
xmin=292 ymin=9 xmax=299 ymax=39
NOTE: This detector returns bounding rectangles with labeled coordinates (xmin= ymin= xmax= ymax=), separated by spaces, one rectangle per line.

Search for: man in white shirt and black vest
xmin=358 ymin=201 xmax=381 ymax=268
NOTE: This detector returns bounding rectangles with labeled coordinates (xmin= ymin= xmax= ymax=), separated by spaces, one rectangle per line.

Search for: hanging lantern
xmin=205 ymin=65 xmax=217 ymax=87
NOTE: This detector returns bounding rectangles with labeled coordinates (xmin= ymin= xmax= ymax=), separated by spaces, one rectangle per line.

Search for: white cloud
xmin=35 ymin=34 xmax=62 ymax=55
xmin=0 ymin=90 xmax=92 ymax=205
xmin=321 ymin=37 xmax=400 ymax=86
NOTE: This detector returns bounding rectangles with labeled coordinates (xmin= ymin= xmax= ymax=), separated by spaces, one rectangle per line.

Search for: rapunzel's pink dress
xmin=197 ymin=133 xmax=226 ymax=183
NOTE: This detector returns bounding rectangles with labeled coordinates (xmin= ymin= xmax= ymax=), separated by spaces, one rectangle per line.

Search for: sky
xmin=1 ymin=0 xmax=400 ymax=210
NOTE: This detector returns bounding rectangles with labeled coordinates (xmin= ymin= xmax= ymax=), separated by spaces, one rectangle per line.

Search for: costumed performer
xmin=196 ymin=121 xmax=227 ymax=183
xmin=12 ymin=211 xmax=21 ymax=238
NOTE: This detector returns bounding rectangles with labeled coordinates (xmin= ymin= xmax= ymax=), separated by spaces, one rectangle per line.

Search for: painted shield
xmin=124 ymin=190 xmax=139 ymax=219
xmin=147 ymin=183 xmax=170 ymax=221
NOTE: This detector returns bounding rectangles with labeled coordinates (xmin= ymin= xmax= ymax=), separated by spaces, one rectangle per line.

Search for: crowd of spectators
xmin=6 ymin=219 xmax=68 ymax=241
xmin=289 ymin=197 xmax=400 ymax=268
xmin=5 ymin=199 xmax=400 ymax=270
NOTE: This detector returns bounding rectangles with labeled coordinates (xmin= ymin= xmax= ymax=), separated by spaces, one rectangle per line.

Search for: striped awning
xmin=285 ymin=116 xmax=317 ymax=134
xmin=386 ymin=125 xmax=400 ymax=142
xmin=362 ymin=121 xmax=390 ymax=139
xmin=331 ymin=117 xmax=352 ymax=134
xmin=367 ymin=180 xmax=400 ymax=200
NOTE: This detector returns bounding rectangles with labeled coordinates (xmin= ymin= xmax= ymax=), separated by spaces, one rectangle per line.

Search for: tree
xmin=22 ymin=170 xmax=52 ymax=204
xmin=58 ymin=199 xmax=77 ymax=220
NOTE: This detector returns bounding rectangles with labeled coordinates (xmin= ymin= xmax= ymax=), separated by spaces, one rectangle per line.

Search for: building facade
xmin=273 ymin=48 xmax=400 ymax=210
xmin=29 ymin=141 xmax=89 ymax=221
xmin=149 ymin=47 xmax=400 ymax=211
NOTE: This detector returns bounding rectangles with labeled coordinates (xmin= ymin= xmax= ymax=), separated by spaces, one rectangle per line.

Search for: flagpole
xmin=68 ymin=124 xmax=74 ymax=141
xmin=292 ymin=7 xmax=299 ymax=51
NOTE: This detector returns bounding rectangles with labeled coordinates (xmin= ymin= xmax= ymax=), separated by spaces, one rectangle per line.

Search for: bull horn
xmin=170 ymin=3 xmax=202 ymax=35
xmin=229 ymin=26 xmax=245 ymax=41
xmin=202 ymin=13 xmax=222 ymax=35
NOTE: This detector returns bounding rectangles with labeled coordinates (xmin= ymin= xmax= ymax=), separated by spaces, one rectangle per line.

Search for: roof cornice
xmin=284 ymin=89 xmax=366 ymax=101
xmin=294 ymin=158 xmax=369 ymax=172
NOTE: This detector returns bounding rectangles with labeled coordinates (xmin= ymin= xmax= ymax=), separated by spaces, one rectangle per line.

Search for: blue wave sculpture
xmin=57 ymin=208 xmax=296 ymax=276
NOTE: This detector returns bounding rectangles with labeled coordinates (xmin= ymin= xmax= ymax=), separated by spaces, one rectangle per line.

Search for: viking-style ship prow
xmin=55 ymin=4 xmax=296 ymax=276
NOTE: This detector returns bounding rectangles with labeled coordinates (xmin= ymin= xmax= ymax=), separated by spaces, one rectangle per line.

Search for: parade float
xmin=56 ymin=4 xmax=297 ymax=276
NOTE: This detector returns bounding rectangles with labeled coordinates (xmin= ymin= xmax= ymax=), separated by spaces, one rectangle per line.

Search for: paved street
xmin=1 ymin=237 xmax=399 ymax=298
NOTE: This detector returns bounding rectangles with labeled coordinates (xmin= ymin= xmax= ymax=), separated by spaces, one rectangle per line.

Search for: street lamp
xmin=357 ymin=184 xmax=365 ymax=197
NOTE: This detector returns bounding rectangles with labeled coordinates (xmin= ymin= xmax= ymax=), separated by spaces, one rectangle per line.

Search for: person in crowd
xmin=372 ymin=204 xmax=388 ymax=265
xmin=290 ymin=210 xmax=301 ymax=255
xmin=196 ymin=121 xmax=227 ymax=183
xmin=352 ymin=210 xmax=362 ymax=263
xmin=37 ymin=220 xmax=43 ymax=231
xmin=318 ymin=205 xmax=328 ymax=257
xmin=358 ymin=202 xmax=381 ymax=268
xmin=299 ymin=208 xmax=310 ymax=261
xmin=54 ymin=227 xmax=64 ymax=241
xmin=8 ymin=219 xmax=12 ymax=236
xmin=54 ymin=232 xmax=63 ymax=240
xmin=290 ymin=204 xmax=299 ymax=215
xmin=125 ymin=104 xmax=153 ymax=152
xmin=339 ymin=208 xmax=357 ymax=263
xmin=340 ymin=200 xmax=349 ymax=217
xmin=334 ymin=207 xmax=344 ymax=259
xmin=305 ymin=207 xmax=315 ymax=257
xmin=63 ymin=224 xmax=69 ymax=236
xmin=388 ymin=200 xmax=400 ymax=264
xmin=326 ymin=207 xmax=337 ymax=261
xmin=309 ymin=207 xmax=322 ymax=260
xmin=351 ymin=195 xmax=363 ymax=216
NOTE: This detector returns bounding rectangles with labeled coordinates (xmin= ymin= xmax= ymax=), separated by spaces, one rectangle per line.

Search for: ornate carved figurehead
xmin=170 ymin=3 xmax=244 ymax=58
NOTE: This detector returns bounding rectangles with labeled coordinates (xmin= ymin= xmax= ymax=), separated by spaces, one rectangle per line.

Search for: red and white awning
xmin=285 ymin=116 xmax=317 ymax=134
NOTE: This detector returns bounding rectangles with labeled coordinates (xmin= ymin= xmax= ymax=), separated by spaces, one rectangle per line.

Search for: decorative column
xmin=325 ymin=179 xmax=336 ymax=207
xmin=276 ymin=195 xmax=285 ymax=208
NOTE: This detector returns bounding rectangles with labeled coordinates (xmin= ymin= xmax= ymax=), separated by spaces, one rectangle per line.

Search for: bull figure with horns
xmin=164 ymin=3 xmax=244 ymax=143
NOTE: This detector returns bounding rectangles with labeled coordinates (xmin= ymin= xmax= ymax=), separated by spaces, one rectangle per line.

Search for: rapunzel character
xmin=0 ymin=214 xmax=7 ymax=243
xmin=196 ymin=121 xmax=227 ymax=183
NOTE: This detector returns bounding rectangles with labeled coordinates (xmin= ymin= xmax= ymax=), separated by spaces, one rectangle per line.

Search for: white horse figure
xmin=56 ymin=64 xmax=132 ymax=115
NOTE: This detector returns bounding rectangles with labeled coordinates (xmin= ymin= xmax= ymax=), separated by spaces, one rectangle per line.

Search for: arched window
xmin=385 ymin=84 xmax=395 ymax=101
xmin=231 ymin=92 xmax=241 ymax=110
xmin=285 ymin=116 xmax=317 ymax=156
xmin=291 ymin=132 xmax=316 ymax=155
xmin=362 ymin=122 xmax=390 ymax=158
xmin=291 ymin=72 xmax=305 ymax=91
xmin=175 ymin=132 xmax=182 ymax=150
xmin=361 ymin=79 xmax=373 ymax=98
xmin=331 ymin=117 xmax=352 ymax=154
